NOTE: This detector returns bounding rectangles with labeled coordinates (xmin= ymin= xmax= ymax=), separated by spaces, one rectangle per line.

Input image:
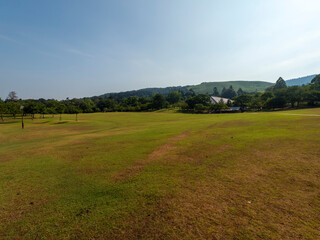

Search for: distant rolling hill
xmin=98 ymin=81 xmax=273 ymax=98
xmin=187 ymin=81 xmax=273 ymax=94
xmin=285 ymin=74 xmax=317 ymax=86
xmin=99 ymin=86 xmax=189 ymax=98
xmin=97 ymin=74 xmax=318 ymax=99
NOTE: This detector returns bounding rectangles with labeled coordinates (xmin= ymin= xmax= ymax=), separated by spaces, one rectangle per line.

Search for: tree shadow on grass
xmin=54 ymin=121 xmax=69 ymax=124
xmin=0 ymin=120 xmax=20 ymax=124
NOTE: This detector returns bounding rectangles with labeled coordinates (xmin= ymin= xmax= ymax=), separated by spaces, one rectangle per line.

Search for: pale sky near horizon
xmin=1 ymin=0 xmax=320 ymax=99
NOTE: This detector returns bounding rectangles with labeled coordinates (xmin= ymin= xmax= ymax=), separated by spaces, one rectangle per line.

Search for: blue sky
xmin=1 ymin=0 xmax=320 ymax=99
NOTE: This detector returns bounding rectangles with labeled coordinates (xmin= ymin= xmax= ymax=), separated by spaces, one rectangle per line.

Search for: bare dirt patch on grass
xmin=113 ymin=132 xmax=189 ymax=182
xmin=206 ymin=119 xmax=253 ymax=130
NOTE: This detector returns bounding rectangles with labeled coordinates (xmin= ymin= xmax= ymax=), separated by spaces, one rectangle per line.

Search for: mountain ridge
xmin=285 ymin=74 xmax=317 ymax=86
xmin=98 ymin=80 xmax=273 ymax=98
xmin=96 ymin=74 xmax=317 ymax=99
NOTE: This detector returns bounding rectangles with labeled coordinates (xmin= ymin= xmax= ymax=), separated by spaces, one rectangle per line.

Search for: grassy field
xmin=1 ymin=109 xmax=320 ymax=239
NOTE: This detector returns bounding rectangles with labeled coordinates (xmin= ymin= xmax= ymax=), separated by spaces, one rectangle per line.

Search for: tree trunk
xmin=1 ymin=113 xmax=3 ymax=121
xmin=21 ymin=112 xmax=24 ymax=129
xmin=60 ymin=113 xmax=62 ymax=121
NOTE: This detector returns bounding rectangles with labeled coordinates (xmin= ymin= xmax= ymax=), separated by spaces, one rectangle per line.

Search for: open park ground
xmin=1 ymin=109 xmax=320 ymax=239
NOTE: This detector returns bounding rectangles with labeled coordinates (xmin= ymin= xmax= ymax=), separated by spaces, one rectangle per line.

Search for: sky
xmin=1 ymin=0 xmax=320 ymax=99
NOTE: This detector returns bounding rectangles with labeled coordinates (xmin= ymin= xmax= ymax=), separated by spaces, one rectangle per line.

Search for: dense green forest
xmin=100 ymin=86 xmax=189 ymax=98
xmin=1 ymin=75 xmax=320 ymax=119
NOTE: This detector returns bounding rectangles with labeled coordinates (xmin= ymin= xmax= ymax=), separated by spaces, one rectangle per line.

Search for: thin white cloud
xmin=66 ymin=48 xmax=93 ymax=58
xmin=260 ymin=50 xmax=320 ymax=75
xmin=0 ymin=34 xmax=20 ymax=44
xmin=37 ymin=50 xmax=61 ymax=58
xmin=1 ymin=33 xmax=93 ymax=59
xmin=280 ymin=31 xmax=320 ymax=54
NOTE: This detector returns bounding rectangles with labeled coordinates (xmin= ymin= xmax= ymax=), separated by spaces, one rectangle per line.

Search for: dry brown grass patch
xmin=113 ymin=132 xmax=189 ymax=182
xmin=109 ymin=137 xmax=320 ymax=239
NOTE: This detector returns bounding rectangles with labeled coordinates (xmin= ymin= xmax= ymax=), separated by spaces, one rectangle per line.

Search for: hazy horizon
xmin=1 ymin=0 xmax=320 ymax=99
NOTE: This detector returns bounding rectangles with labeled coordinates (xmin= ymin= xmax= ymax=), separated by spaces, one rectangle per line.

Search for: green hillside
xmin=188 ymin=81 xmax=273 ymax=94
xmin=98 ymin=81 xmax=273 ymax=98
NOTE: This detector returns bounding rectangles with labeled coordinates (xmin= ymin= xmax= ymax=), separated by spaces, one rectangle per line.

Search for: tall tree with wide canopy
xmin=284 ymin=86 xmax=304 ymax=107
xmin=151 ymin=94 xmax=167 ymax=110
xmin=186 ymin=94 xmax=210 ymax=109
xmin=233 ymin=94 xmax=253 ymax=108
xmin=6 ymin=101 xmax=20 ymax=118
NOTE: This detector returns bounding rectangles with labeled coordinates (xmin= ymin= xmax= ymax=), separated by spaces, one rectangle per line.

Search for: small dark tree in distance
xmin=0 ymin=99 xmax=5 ymax=121
xmin=56 ymin=103 xmax=65 ymax=121
xmin=213 ymin=87 xmax=219 ymax=96
xmin=237 ymin=88 xmax=244 ymax=96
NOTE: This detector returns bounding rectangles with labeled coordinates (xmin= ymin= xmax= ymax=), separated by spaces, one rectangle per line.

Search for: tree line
xmin=1 ymin=74 xmax=320 ymax=120
xmin=232 ymin=75 xmax=320 ymax=110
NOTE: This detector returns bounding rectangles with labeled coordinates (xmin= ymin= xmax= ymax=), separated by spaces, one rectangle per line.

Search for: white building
xmin=210 ymin=96 xmax=233 ymax=104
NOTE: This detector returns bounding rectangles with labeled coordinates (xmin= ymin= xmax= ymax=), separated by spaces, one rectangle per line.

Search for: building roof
xmin=210 ymin=96 xmax=233 ymax=104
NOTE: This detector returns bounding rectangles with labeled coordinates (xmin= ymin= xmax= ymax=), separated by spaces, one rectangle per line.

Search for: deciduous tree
xmin=151 ymin=94 xmax=166 ymax=110
xmin=233 ymin=94 xmax=253 ymax=108
xmin=7 ymin=91 xmax=18 ymax=101
xmin=167 ymin=91 xmax=182 ymax=104
xmin=221 ymin=86 xmax=237 ymax=99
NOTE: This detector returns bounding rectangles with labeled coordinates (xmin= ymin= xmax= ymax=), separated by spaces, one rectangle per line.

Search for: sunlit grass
xmin=1 ymin=109 xmax=320 ymax=239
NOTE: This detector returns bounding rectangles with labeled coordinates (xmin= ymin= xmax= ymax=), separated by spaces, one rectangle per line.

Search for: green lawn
xmin=1 ymin=109 xmax=320 ymax=239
